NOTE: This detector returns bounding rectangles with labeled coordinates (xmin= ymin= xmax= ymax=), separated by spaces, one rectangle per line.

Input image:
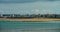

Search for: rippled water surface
xmin=0 ymin=21 xmax=60 ymax=32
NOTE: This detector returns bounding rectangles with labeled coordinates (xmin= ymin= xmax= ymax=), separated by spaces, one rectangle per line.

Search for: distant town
xmin=0 ymin=14 xmax=60 ymax=18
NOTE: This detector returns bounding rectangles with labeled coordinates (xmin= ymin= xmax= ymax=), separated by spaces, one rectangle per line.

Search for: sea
xmin=0 ymin=20 xmax=60 ymax=32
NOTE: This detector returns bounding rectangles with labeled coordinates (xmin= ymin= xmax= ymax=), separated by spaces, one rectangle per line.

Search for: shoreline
xmin=0 ymin=18 xmax=60 ymax=21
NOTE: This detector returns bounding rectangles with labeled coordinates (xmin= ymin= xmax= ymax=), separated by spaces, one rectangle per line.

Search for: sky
xmin=0 ymin=0 xmax=60 ymax=14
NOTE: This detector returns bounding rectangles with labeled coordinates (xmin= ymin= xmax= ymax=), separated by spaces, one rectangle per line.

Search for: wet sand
xmin=0 ymin=18 xmax=60 ymax=21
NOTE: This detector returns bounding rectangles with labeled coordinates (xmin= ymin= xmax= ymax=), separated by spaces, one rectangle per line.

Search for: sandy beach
xmin=0 ymin=18 xmax=60 ymax=21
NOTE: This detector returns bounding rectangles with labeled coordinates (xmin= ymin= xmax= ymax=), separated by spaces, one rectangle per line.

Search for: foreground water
xmin=0 ymin=20 xmax=60 ymax=32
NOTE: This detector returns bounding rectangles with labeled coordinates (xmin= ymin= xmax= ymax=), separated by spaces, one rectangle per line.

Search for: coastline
xmin=0 ymin=18 xmax=60 ymax=21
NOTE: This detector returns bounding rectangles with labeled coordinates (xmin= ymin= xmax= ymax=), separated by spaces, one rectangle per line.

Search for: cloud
xmin=31 ymin=9 xmax=53 ymax=14
xmin=31 ymin=9 xmax=40 ymax=14
xmin=0 ymin=0 xmax=60 ymax=3
xmin=0 ymin=0 xmax=60 ymax=14
xmin=0 ymin=0 xmax=38 ymax=3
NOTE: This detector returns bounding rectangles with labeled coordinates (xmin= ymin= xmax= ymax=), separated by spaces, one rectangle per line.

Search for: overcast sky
xmin=0 ymin=0 xmax=60 ymax=14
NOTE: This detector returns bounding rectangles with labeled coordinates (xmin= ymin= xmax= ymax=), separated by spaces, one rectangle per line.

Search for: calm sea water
xmin=0 ymin=20 xmax=60 ymax=32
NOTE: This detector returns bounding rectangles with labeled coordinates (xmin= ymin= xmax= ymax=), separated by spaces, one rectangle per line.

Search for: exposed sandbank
xmin=0 ymin=18 xmax=60 ymax=21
